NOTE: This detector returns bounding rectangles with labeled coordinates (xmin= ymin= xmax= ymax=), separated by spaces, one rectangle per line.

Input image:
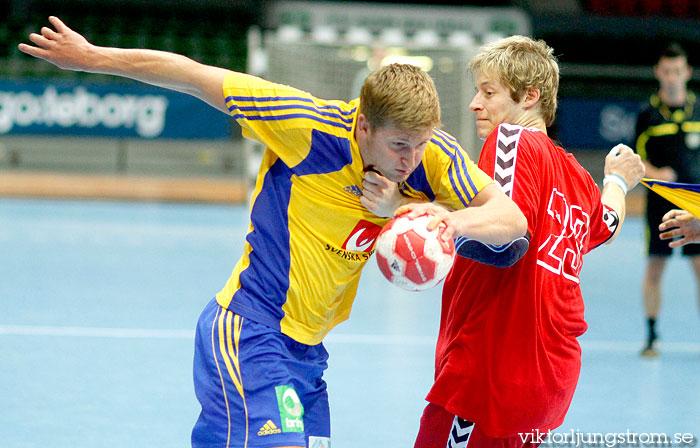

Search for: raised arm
xmin=600 ymin=144 xmax=645 ymax=243
xmin=18 ymin=16 xmax=231 ymax=113
xmin=395 ymin=183 xmax=527 ymax=246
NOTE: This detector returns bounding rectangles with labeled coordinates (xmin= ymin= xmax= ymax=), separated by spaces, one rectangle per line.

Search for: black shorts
xmin=645 ymin=193 xmax=700 ymax=256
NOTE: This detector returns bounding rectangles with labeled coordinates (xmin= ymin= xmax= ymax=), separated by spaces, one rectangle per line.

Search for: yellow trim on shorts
xmin=210 ymin=307 xmax=233 ymax=447
xmin=214 ymin=309 xmax=249 ymax=448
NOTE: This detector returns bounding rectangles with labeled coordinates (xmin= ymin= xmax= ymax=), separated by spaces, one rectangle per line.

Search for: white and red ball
xmin=375 ymin=214 xmax=456 ymax=291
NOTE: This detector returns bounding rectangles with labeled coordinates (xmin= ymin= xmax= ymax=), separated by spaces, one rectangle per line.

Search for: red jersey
xmin=426 ymin=124 xmax=618 ymax=437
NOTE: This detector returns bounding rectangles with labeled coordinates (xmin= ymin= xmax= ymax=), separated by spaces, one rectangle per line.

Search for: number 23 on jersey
xmin=537 ymin=188 xmax=590 ymax=284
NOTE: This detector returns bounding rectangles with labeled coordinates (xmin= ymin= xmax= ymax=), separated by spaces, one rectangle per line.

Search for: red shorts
xmin=414 ymin=402 xmax=541 ymax=448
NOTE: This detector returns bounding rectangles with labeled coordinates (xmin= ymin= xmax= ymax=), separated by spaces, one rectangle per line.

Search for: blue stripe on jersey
xmin=226 ymin=95 xmax=356 ymax=120
xmin=293 ymin=129 xmax=353 ymax=175
xmin=230 ymin=131 xmax=353 ymax=330
xmin=405 ymin=163 xmax=436 ymax=201
xmin=430 ymin=134 xmax=472 ymax=206
xmin=436 ymin=130 xmax=477 ymax=196
xmin=435 ymin=130 xmax=479 ymax=202
xmin=229 ymin=112 xmax=352 ymax=132
xmin=232 ymin=158 xmax=293 ymax=330
xmin=226 ymin=95 xmax=355 ymax=115
xmin=234 ymin=104 xmax=354 ymax=124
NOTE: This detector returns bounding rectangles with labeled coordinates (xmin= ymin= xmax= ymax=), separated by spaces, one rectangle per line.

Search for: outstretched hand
xmin=18 ymin=16 xmax=94 ymax=71
xmin=18 ymin=16 xmax=232 ymax=113
xmin=659 ymin=209 xmax=700 ymax=247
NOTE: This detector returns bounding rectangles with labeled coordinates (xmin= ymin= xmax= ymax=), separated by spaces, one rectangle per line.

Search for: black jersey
xmin=635 ymin=92 xmax=700 ymax=183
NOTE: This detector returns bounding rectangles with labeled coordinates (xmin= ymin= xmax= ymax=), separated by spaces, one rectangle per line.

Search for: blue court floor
xmin=1 ymin=197 xmax=699 ymax=447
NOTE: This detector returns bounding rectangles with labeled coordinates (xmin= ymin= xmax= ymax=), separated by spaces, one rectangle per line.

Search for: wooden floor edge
xmin=0 ymin=171 xmax=249 ymax=204
xmin=0 ymin=170 xmax=646 ymax=214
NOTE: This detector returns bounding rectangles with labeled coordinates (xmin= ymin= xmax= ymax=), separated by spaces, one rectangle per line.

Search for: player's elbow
xmin=483 ymin=203 xmax=527 ymax=246
xmin=501 ymin=204 xmax=527 ymax=245
xmin=514 ymin=207 xmax=528 ymax=238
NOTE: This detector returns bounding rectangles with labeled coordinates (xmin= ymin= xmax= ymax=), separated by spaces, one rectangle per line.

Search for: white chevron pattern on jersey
xmin=494 ymin=123 xmax=523 ymax=198
xmin=446 ymin=416 xmax=475 ymax=448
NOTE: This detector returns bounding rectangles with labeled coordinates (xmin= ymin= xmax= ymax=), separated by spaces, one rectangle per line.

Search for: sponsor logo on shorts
xmin=275 ymin=385 xmax=304 ymax=433
xmin=258 ymin=420 xmax=282 ymax=436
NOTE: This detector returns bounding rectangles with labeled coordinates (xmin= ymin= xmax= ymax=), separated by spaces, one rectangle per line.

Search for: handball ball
xmin=375 ymin=214 xmax=456 ymax=291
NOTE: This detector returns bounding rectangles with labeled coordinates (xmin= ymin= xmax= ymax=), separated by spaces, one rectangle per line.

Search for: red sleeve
xmin=583 ymin=175 xmax=618 ymax=252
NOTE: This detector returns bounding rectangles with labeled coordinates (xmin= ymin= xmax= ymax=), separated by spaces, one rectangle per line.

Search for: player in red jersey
xmin=398 ymin=36 xmax=645 ymax=447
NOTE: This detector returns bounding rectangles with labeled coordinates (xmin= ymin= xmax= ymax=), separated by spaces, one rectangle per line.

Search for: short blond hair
xmin=469 ymin=36 xmax=559 ymax=126
xmin=360 ymin=63 xmax=441 ymax=131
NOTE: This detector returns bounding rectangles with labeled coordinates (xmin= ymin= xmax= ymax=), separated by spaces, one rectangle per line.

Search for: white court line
xmin=1 ymin=324 xmax=699 ymax=352
xmin=325 ymin=333 xmax=436 ymax=346
xmin=0 ymin=324 xmax=194 ymax=339
xmin=580 ymin=339 xmax=700 ymax=353
xmin=0 ymin=325 xmax=432 ymax=345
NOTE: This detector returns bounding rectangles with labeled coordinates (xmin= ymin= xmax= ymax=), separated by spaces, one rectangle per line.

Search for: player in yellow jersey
xmin=20 ymin=17 xmax=527 ymax=448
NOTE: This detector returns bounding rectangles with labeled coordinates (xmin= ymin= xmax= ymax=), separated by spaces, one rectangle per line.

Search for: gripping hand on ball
xmin=394 ymin=202 xmax=454 ymax=242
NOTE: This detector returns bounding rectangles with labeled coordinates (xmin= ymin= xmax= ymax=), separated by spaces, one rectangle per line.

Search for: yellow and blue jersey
xmin=216 ymin=72 xmax=493 ymax=345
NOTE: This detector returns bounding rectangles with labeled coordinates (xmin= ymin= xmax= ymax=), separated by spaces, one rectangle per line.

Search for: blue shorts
xmin=191 ymin=298 xmax=331 ymax=448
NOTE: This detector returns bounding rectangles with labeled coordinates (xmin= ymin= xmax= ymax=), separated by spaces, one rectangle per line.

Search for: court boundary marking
xmin=1 ymin=324 xmax=698 ymax=353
